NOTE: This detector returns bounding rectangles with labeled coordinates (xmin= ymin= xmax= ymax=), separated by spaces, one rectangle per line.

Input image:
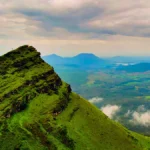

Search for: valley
xmin=43 ymin=54 xmax=150 ymax=136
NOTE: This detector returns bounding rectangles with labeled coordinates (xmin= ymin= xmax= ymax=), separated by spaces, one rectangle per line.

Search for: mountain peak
xmin=1 ymin=45 xmax=40 ymax=62
xmin=4 ymin=45 xmax=38 ymax=55
xmin=49 ymin=54 xmax=62 ymax=57
xmin=74 ymin=53 xmax=98 ymax=58
xmin=71 ymin=53 xmax=104 ymax=66
xmin=0 ymin=45 xmax=72 ymax=120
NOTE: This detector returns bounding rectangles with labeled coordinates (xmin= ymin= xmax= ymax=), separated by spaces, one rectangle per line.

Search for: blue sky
xmin=0 ymin=0 xmax=150 ymax=56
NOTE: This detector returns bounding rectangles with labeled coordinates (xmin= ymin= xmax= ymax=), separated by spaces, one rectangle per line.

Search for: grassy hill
xmin=0 ymin=45 xmax=150 ymax=150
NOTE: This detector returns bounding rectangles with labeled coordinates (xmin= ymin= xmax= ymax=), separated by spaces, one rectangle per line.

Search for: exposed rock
xmin=0 ymin=45 xmax=64 ymax=119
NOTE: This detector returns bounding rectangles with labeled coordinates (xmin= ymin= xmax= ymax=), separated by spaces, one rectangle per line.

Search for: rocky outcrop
xmin=0 ymin=45 xmax=71 ymax=120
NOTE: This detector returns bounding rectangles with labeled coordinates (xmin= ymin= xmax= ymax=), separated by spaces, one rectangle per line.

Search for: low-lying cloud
xmin=130 ymin=105 xmax=150 ymax=127
xmin=101 ymin=104 xmax=121 ymax=119
xmin=89 ymin=97 xmax=103 ymax=103
xmin=132 ymin=111 xmax=150 ymax=127
xmin=99 ymin=104 xmax=150 ymax=127
xmin=124 ymin=110 xmax=132 ymax=117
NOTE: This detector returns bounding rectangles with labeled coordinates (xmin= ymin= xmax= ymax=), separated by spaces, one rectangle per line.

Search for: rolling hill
xmin=0 ymin=45 xmax=150 ymax=150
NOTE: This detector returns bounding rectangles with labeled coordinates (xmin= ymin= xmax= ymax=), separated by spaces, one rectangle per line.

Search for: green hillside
xmin=0 ymin=45 xmax=150 ymax=150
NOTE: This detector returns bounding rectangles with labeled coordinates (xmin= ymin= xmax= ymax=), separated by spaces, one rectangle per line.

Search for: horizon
xmin=42 ymin=53 xmax=150 ymax=58
xmin=2 ymin=49 xmax=150 ymax=58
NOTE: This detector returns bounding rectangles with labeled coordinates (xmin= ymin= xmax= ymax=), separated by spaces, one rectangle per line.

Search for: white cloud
xmin=124 ymin=110 xmax=132 ymax=117
xmin=131 ymin=111 xmax=150 ymax=127
xmin=126 ymin=105 xmax=150 ymax=127
xmin=101 ymin=105 xmax=121 ymax=119
xmin=83 ymin=5 xmax=150 ymax=37
xmin=89 ymin=97 xmax=103 ymax=103
xmin=0 ymin=0 xmax=150 ymax=56
xmin=137 ymin=105 xmax=146 ymax=112
xmin=1 ymin=0 xmax=150 ymax=37
xmin=48 ymin=0 xmax=95 ymax=10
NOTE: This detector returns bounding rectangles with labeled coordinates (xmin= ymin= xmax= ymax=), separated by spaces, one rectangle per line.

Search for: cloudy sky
xmin=0 ymin=0 xmax=150 ymax=56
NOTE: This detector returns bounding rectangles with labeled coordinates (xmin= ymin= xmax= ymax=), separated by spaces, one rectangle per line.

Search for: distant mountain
xmin=117 ymin=63 xmax=150 ymax=72
xmin=1 ymin=45 xmax=150 ymax=150
xmin=43 ymin=54 xmax=64 ymax=65
xmin=72 ymin=53 xmax=103 ymax=64
xmin=43 ymin=54 xmax=150 ymax=69
xmin=43 ymin=53 xmax=106 ymax=69
xmin=108 ymin=56 xmax=150 ymax=63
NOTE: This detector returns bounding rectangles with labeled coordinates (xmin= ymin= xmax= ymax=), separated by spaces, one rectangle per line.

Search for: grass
xmin=145 ymin=96 xmax=150 ymax=101
xmin=57 ymin=93 xmax=150 ymax=150
xmin=0 ymin=45 xmax=150 ymax=150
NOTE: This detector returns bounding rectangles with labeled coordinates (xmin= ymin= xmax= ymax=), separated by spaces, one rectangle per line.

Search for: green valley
xmin=44 ymin=58 xmax=150 ymax=136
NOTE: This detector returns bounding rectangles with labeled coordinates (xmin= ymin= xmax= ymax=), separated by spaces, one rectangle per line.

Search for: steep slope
xmin=0 ymin=45 xmax=150 ymax=150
